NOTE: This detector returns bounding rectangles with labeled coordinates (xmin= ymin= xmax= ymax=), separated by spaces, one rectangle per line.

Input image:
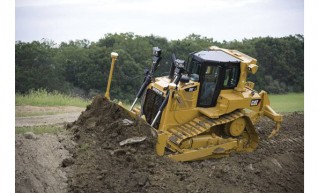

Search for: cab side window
xmin=223 ymin=66 xmax=239 ymax=88
xmin=189 ymin=60 xmax=201 ymax=75
xmin=198 ymin=65 xmax=219 ymax=106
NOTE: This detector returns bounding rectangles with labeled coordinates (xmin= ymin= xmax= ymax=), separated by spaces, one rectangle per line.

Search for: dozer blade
xmin=120 ymin=104 xmax=159 ymax=138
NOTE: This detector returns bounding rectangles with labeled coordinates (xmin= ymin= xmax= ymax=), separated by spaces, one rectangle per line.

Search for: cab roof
xmin=193 ymin=50 xmax=241 ymax=64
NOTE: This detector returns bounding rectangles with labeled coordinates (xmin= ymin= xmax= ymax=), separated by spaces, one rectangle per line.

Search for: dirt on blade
xmin=65 ymin=95 xmax=303 ymax=193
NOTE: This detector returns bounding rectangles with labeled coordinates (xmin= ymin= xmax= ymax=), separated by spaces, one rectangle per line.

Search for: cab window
xmin=223 ymin=66 xmax=240 ymax=88
xmin=198 ymin=65 xmax=219 ymax=106
xmin=188 ymin=59 xmax=201 ymax=75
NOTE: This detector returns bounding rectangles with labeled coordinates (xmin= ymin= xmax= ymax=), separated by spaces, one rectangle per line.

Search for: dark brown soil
xmin=66 ymin=95 xmax=304 ymax=193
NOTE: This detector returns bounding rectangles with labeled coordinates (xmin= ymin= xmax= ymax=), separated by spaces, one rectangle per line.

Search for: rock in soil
xmin=62 ymin=157 xmax=75 ymax=167
xmin=24 ymin=131 xmax=37 ymax=140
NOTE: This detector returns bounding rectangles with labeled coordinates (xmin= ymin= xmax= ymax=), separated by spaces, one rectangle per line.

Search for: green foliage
xmin=15 ymin=33 xmax=304 ymax=102
xmin=15 ymin=40 xmax=70 ymax=93
xmin=252 ymin=35 xmax=304 ymax=93
xmin=15 ymin=89 xmax=90 ymax=107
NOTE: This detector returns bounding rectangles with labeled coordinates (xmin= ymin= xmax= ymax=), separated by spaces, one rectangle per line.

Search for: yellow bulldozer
xmin=106 ymin=46 xmax=283 ymax=162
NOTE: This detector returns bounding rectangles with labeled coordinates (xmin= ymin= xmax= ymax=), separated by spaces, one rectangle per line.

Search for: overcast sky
xmin=15 ymin=0 xmax=304 ymax=43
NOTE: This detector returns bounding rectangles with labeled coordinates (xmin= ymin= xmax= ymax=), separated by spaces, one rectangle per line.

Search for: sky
xmin=15 ymin=0 xmax=304 ymax=43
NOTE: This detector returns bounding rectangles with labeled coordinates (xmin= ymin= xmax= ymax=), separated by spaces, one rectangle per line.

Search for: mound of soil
xmin=67 ymin=96 xmax=304 ymax=193
xmin=15 ymin=132 xmax=75 ymax=193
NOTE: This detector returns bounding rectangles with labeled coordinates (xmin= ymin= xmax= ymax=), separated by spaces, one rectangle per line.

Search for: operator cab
xmin=188 ymin=50 xmax=241 ymax=107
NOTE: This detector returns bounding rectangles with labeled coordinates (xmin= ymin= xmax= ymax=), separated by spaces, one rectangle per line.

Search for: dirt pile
xmin=67 ymin=95 xmax=164 ymax=192
xmin=15 ymin=132 xmax=75 ymax=193
xmin=67 ymin=96 xmax=304 ymax=193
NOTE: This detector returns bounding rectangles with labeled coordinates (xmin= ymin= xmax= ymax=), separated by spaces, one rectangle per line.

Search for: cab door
xmin=197 ymin=65 xmax=222 ymax=107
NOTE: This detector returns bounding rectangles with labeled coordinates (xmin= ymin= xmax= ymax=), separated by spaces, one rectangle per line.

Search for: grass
xmin=269 ymin=93 xmax=304 ymax=113
xmin=15 ymin=125 xmax=64 ymax=134
xmin=16 ymin=89 xmax=90 ymax=107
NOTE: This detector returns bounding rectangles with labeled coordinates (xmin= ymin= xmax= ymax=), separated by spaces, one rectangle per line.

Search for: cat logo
xmin=250 ymin=99 xmax=261 ymax=106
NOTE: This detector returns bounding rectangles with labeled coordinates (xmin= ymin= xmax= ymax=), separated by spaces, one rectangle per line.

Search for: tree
xmin=15 ymin=34 xmax=304 ymax=100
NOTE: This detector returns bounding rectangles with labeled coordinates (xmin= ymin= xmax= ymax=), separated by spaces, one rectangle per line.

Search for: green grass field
xmin=16 ymin=89 xmax=90 ymax=107
xmin=269 ymin=93 xmax=304 ymax=113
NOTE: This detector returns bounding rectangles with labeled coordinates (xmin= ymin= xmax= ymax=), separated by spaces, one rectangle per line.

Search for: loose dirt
xmin=15 ymin=96 xmax=304 ymax=193
xmin=15 ymin=132 xmax=75 ymax=193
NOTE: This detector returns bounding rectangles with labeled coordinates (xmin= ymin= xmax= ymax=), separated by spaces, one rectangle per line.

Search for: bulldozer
xmin=106 ymin=46 xmax=283 ymax=162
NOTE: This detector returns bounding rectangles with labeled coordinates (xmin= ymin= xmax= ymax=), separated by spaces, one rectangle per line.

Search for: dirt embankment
xmin=15 ymin=96 xmax=304 ymax=193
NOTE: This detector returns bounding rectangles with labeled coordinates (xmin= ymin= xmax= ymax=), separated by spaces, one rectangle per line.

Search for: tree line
xmin=15 ymin=33 xmax=304 ymax=102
